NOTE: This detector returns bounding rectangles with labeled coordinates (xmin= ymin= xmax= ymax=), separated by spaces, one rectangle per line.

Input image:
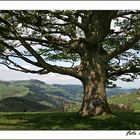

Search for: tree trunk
xmin=79 ymin=54 xmax=112 ymax=116
xmin=79 ymin=78 xmax=112 ymax=116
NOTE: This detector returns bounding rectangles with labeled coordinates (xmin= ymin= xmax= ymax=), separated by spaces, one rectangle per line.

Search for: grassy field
xmin=0 ymin=111 xmax=140 ymax=130
xmin=0 ymin=92 xmax=140 ymax=130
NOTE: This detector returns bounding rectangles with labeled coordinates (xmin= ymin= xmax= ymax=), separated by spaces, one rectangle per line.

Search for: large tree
xmin=0 ymin=10 xmax=140 ymax=116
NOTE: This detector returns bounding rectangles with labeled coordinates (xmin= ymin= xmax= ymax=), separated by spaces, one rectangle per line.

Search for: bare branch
xmin=0 ymin=62 xmax=49 ymax=74
xmin=53 ymin=12 xmax=84 ymax=31
xmin=116 ymin=11 xmax=140 ymax=18
xmin=0 ymin=40 xmax=38 ymax=66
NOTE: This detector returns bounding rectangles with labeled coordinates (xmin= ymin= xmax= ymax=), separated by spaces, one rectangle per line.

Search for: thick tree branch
xmin=15 ymin=38 xmax=80 ymax=77
xmin=3 ymin=35 xmax=83 ymax=54
xmin=107 ymin=33 xmax=140 ymax=60
xmin=1 ymin=40 xmax=80 ymax=79
xmin=108 ymin=67 xmax=140 ymax=78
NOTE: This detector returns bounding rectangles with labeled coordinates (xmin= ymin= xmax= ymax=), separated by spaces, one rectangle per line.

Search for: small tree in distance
xmin=0 ymin=10 xmax=140 ymax=116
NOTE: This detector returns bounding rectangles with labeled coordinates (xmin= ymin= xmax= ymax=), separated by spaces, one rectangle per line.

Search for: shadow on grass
xmin=0 ymin=112 xmax=140 ymax=130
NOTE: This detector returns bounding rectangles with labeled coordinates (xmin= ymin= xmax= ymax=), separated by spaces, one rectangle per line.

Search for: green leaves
xmin=0 ymin=43 xmax=5 ymax=54
xmin=38 ymin=47 xmax=80 ymax=64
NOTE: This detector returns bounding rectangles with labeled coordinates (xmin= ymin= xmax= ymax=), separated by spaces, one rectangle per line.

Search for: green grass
xmin=108 ymin=92 xmax=140 ymax=111
xmin=109 ymin=93 xmax=139 ymax=104
xmin=0 ymin=112 xmax=140 ymax=130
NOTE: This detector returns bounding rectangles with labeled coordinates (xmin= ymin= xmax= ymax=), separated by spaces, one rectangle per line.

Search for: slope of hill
xmin=0 ymin=80 xmax=28 ymax=98
xmin=109 ymin=91 xmax=140 ymax=112
xmin=0 ymin=97 xmax=51 ymax=112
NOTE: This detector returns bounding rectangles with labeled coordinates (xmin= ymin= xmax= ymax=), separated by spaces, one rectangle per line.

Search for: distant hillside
xmin=52 ymin=84 xmax=83 ymax=102
xmin=0 ymin=79 xmax=138 ymax=112
xmin=0 ymin=97 xmax=51 ymax=112
xmin=106 ymin=88 xmax=137 ymax=96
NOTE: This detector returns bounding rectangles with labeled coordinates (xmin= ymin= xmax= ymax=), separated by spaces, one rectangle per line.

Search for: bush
xmin=110 ymin=103 xmax=133 ymax=112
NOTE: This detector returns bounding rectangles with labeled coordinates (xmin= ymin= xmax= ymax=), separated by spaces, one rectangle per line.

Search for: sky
xmin=0 ymin=65 xmax=81 ymax=85
xmin=0 ymin=64 xmax=140 ymax=89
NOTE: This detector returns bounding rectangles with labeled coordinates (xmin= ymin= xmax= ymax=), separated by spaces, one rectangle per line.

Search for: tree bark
xmin=79 ymin=49 xmax=112 ymax=116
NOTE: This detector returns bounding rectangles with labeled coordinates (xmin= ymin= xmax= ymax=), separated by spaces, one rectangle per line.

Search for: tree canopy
xmin=0 ymin=10 xmax=140 ymax=84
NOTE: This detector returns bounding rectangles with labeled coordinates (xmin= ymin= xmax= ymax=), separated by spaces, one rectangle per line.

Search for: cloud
xmin=0 ymin=67 xmax=81 ymax=85
xmin=115 ymin=79 xmax=140 ymax=89
xmin=0 ymin=65 xmax=140 ymax=88
xmin=45 ymin=73 xmax=81 ymax=84
xmin=23 ymin=65 xmax=32 ymax=69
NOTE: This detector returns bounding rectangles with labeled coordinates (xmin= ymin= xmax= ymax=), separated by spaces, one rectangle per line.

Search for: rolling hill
xmin=0 ymin=79 xmax=138 ymax=112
